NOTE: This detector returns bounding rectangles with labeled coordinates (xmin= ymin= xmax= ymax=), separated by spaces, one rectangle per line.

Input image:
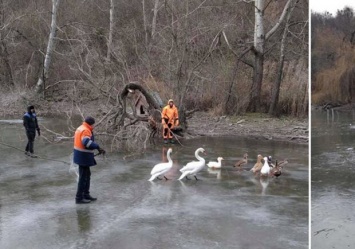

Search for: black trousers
xmin=76 ymin=166 xmax=91 ymax=200
xmin=25 ymin=131 xmax=36 ymax=153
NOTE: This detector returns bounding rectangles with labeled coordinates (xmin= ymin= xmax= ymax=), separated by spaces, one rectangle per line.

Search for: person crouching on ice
xmin=161 ymin=99 xmax=179 ymax=144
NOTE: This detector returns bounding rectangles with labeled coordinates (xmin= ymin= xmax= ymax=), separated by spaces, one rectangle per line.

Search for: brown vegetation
xmin=0 ymin=0 xmax=307 ymax=115
xmin=312 ymin=7 xmax=355 ymax=106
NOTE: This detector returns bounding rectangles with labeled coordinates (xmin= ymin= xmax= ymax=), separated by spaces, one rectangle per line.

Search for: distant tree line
xmin=312 ymin=6 xmax=355 ymax=106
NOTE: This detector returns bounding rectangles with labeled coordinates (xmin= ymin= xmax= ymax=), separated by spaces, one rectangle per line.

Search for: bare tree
xmin=151 ymin=0 xmax=160 ymax=38
xmin=35 ymin=0 xmax=60 ymax=94
xmin=249 ymin=0 xmax=294 ymax=112
xmin=269 ymin=0 xmax=298 ymax=115
xmin=106 ymin=0 xmax=114 ymax=62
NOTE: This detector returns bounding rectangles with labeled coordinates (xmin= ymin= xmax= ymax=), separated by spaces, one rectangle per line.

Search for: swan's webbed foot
xmin=157 ymin=176 xmax=163 ymax=180
xmin=185 ymin=176 xmax=191 ymax=180
xmin=164 ymin=176 xmax=169 ymax=180
xmin=194 ymin=175 xmax=199 ymax=180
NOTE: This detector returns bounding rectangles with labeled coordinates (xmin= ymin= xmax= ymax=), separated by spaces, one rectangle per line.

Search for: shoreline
xmin=0 ymin=101 xmax=308 ymax=145
xmin=186 ymin=112 xmax=308 ymax=145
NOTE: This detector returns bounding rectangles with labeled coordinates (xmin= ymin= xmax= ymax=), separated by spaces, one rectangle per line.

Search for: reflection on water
xmin=0 ymin=117 xmax=308 ymax=249
xmin=207 ymin=168 xmax=221 ymax=179
xmin=260 ymin=177 xmax=269 ymax=196
xmin=312 ymin=110 xmax=355 ymax=248
xmin=76 ymin=208 xmax=92 ymax=233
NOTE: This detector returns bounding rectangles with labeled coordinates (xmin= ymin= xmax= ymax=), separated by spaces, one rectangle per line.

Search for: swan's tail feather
xmin=149 ymin=173 xmax=158 ymax=181
xmin=178 ymin=171 xmax=189 ymax=180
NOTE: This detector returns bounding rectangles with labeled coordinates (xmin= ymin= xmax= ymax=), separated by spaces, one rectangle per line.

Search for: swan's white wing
xmin=178 ymin=170 xmax=190 ymax=180
xmin=151 ymin=162 xmax=171 ymax=175
xmin=180 ymin=161 xmax=199 ymax=172
xmin=190 ymin=160 xmax=205 ymax=174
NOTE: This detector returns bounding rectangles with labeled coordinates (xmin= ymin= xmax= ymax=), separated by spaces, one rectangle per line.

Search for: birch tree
xmin=151 ymin=0 xmax=160 ymax=38
xmin=35 ymin=0 xmax=60 ymax=94
xmin=107 ymin=0 xmax=114 ymax=62
xmin=249 ymin=0 xmax=294 ymax=112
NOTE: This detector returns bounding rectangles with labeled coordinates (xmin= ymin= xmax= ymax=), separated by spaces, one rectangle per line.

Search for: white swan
xmin=207 ymin=157 xmax=224 ymax=169
xmin=260 ymin=156 xmax=270 ymax=176
xmin=149 ymin=148 xmax=173 ymax=181
xmin=178 ymin=148 xmax=206 ymax=180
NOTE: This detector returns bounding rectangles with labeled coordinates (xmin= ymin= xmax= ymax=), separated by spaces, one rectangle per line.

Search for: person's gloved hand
xmin=98 ymin=148 xmax=106 ymax=155
xmin=37 ymin=128 xmax=41 ymax=136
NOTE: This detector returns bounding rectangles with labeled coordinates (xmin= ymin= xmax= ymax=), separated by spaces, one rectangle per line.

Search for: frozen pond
xmin=0 ymin=117 xmax=308 ymax=249
xmin=312 ymin=110 xmax=355 ymax=248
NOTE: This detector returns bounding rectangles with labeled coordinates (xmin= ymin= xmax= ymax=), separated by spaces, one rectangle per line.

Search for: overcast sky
xmin=310 ymin=0 xmax=355 ymax=15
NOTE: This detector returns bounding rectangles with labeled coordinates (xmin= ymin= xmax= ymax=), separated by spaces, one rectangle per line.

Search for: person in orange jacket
xmin=73 ymin=116 xmax=105 ymax=204
xmin=161 ymin=99 xmax=179 ymax=144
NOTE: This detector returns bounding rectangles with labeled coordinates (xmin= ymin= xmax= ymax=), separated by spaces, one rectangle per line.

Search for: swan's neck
xmin=195 ymin=150 xmax=204 ymax=161
xmin=167 ymin=151 xmax=172 ymax=163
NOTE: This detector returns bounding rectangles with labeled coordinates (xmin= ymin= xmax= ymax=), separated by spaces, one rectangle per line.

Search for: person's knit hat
xmin=168 ymin=99 xmax=174 ymax=104
xmin=85 ymin=116 xmax=95 ymax=125
xmin=27 ymin=105 xmax=35 ymax=112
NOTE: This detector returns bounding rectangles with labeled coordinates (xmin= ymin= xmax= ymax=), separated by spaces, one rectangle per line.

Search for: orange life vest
xmin=73 ymin=122 xmax=99 ymax=166
xmin=74 ymin=122 xmax=95 ymax=153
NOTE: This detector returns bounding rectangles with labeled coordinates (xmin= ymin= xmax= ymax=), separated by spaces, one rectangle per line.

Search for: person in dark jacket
xmin=73 ymin=116 xmax=105 ymax=204
xmin=23 ymin=105 xmax=40 ymax=157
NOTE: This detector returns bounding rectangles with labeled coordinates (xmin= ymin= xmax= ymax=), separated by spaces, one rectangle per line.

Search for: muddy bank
xmin=186 ymin=112 xmax=308 ymax=144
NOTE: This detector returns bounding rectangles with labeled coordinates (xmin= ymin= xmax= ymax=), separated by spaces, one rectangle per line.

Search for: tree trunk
xmin=142 ymin=0 xmax=148 ymax=45
xmin=1 ymin=40 xmax=14 ymax=88
xmin=250 ymin=52 xmax=264 ymax=112
xmin=269 ymin=54 xmax=284 ymax=115
xmin=35 ymin=0 xmax=60 ymax=94
xmin=249 ymin=0 xmax=264 ymax=112
xmin=151 ymin=0 xmax=159 ymax=38
xmin=106 ymin=0 xmax=114 ymax=62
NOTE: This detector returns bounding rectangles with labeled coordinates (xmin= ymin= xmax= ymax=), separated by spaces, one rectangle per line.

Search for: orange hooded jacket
xmin=161 ymin=99 xmax=179 ymax=126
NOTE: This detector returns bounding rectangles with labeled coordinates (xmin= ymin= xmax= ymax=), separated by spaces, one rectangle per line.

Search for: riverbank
xmin=187 ymin=111 xmax=308 ymax=144
xmin=0 ymin=93 xmax=308 ymax=145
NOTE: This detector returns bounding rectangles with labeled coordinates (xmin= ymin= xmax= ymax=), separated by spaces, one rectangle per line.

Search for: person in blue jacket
xmin=73 ymin=116 xmax=105 ymax=204
xmin=23 ymin=105 xmax=40 ymax=157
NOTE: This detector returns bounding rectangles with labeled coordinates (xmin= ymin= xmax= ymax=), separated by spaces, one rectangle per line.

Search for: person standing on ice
xmin=23 ymin=105 xmax=40 ymax=158
xmin=73 ymin=116 xmax=105 ymax=204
